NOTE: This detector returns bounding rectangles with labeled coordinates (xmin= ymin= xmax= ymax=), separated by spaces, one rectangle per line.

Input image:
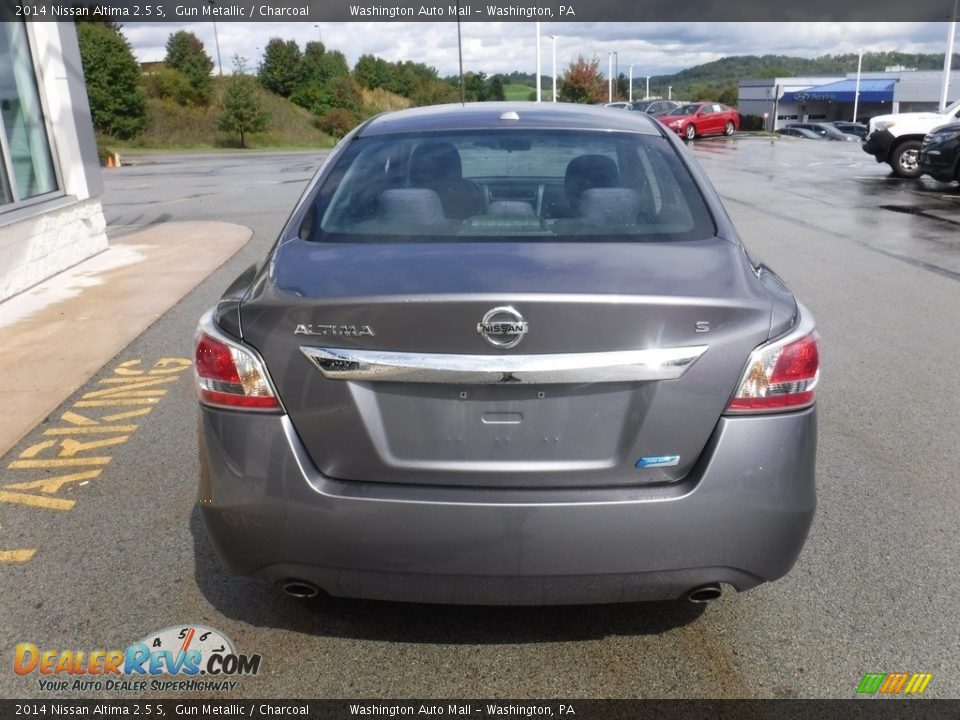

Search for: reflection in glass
xmin=0 ymin=22 xmax=57 ymax=202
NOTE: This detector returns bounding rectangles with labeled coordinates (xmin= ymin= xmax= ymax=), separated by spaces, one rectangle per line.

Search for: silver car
xmin=195 ymin=102 xmax=819 ymax=606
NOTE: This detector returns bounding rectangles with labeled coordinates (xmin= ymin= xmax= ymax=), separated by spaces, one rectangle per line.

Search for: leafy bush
xmin=318 ymin=108 xmax=356 ymax=139
xmin=144 ymin=67 xmax=195 ymax=105
xmin=740 ymin=114 xmax=766 ymax=131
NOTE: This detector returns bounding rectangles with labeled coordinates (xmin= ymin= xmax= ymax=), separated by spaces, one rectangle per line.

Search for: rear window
xmin=299 ymin=130 xmax=715 ymax=243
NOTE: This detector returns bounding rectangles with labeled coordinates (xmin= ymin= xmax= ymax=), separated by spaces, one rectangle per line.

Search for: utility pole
xmin=614 ymin=51 xmax=618 ymax=98
xmin=645 ymin=76 xmax=650 ymax=100
xmin=536 ymin=22 xmax=542 ymax=103
xmin=550 ymin=35 xmax=557 ymax=102
xmin=668 ymin=85 xmax=672 ymax=100
xmin=456 ymin=0 xmax=465 ymax=104
xmin=628 ymin=64 xmax=634 ymax=103
xmin=208 ymin=0 xmax=223 ymax=75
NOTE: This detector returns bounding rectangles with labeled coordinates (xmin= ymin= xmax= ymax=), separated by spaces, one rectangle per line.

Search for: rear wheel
xmin=684 ymin=124 xmax=697 ymax=141
xmin=889 ymin=140 xmax=922 ymax=179
xmin=724 ymin=121 xmax=735 ymax=136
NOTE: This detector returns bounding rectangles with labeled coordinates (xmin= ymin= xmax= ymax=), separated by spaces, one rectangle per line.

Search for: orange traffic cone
xmin=105 ymin=155 xmax=115 ymax=169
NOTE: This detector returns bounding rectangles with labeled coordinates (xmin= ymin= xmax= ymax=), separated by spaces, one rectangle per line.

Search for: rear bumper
xmin=198 ymin=407 xmax=817 ymax=605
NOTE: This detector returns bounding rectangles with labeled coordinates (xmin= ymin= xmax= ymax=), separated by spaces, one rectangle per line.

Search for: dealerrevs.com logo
xmin=14 ymin=625 xmax=262 ymax=693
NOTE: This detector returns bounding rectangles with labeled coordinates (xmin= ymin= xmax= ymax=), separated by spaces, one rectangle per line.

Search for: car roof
xmin=358 ymin=102 xmax=664 ymax=137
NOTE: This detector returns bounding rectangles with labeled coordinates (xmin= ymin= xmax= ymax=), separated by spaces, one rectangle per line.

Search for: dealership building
xmin=0 ymin=21 xmax=107 ymax=303
xmin=738 ymin=70 xmax=960 ymax=130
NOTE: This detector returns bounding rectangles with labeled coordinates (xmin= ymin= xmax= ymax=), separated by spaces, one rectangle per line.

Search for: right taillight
xmin=726 ymin=330 xmax=819 ymax=414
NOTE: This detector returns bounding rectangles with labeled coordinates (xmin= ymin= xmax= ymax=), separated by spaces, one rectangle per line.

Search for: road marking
xmin=44 ymin=425 xmax=138 ymax=435
xmin=1 ymin=356 xmax=193 ymax=563
xmin=0 ymin=491 xmax=75 ymax=510
xmin=0 ymin=549 xmax=36 ymax=563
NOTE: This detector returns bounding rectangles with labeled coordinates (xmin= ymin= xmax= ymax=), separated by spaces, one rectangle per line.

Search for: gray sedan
xmin=194 ymin=102 xmax=819 ymax=606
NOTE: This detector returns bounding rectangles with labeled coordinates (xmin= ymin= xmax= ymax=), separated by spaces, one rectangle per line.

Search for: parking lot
xmin=1 ymin=135 xmax=958 ymax=699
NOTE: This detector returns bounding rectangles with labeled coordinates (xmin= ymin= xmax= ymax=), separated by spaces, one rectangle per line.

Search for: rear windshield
xmin=298 ymin=130 xmax=715 ymax=243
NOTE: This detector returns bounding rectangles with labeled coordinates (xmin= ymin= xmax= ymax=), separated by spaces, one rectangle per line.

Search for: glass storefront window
xmin=0 ymin=22 xmax=58 ymax=205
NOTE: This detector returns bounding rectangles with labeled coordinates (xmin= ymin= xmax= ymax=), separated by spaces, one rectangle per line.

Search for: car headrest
xmin=409 ymin=142 xmax=464 ymax=186
xmin=576 ymin=188 xmax=643 ymax=225
xmin=376 ymin=189 xmax=445 ymax=224
xmin=564 ymin=154 xmax=619 ymax=205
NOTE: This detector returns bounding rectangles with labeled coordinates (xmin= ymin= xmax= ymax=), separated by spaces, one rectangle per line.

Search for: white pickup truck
xmin=863 ymin=99 xmax=960 ymax=178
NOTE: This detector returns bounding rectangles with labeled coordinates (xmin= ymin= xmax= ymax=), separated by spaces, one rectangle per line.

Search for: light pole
xmin=614 ymin=51 xmax=618 ymax=98
xmin=536 ymin=22 xmax=542 ymax=103
xmin=208 ymin=0 xmax=223 ymax=75
xmin=314 ymin=24 xmax=322 ymax=45
xmin=550 ymin=35 xmax=557 ymax=102
xmin=608 ymin=52 xmax=613 ymax=102
xmin=852 ymin=48 xmax=863 ymax=122
xmin=941 ymin=0 xmax=958 ymax=111
xmin=645 ymin=75 xmax=650 ymax=100
xmin=628 ymin=64 xmax=634 ymax=103
xmin=668 ymin=85 xmax=672 ymax=100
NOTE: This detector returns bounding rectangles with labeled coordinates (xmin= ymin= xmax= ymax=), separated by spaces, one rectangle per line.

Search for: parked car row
xmin=776 ymin=122 xmax=864 ymax=142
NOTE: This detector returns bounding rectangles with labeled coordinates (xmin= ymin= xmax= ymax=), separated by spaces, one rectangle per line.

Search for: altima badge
xmin=477 ymin=306 xmax=528 ymax=349
xmin=294 ymin=324 xmax=375 ymax=337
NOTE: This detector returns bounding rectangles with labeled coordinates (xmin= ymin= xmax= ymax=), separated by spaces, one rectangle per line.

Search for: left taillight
xmin=194 ymin=311 xmax=281 ymax=411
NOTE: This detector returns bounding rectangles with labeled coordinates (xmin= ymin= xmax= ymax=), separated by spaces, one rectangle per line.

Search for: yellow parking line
xmin=0 ymin=491 xmax=75 ymax=510
xmin=4 ymin=470 xmax=102 ymax=494
xmin=74 ymin=399 xmax=161 ymax=407
xmin=0 ymin=549 xmax=37 ymax=563
xmin=44 ymin=425 xmax=138 ymax=435
xmin=9 ymin=457 xmax=112 ymax=468
xmin=102 ymin=409 xmax=153 ymax=421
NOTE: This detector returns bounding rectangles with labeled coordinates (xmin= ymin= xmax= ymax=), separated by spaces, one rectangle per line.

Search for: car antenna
xmin=456 ymin=1 xmax=465 ymax=105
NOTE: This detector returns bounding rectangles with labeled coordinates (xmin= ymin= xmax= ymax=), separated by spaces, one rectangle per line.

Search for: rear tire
xmin=684 ymin=124 xmax=697 ymax=141
xmin=889 ymin=140 xmax=922 ymax=179
xmin=724 ymin=121 xmax=735 ymax=136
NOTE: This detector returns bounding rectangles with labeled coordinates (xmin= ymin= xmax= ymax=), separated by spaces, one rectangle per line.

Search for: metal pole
xmin=456 ymin=0 xmax=465 ymax=104
xmin=853 ymin=49 xmax=863 ymax=122
xmin=551 ymin=35 xmax=557 ymax=102
xmin=209 ymin=1 xmax=222 ymax=75
xmin=614 ymin=51 xmax=618 ymax=98
xmin=668 ymin=85 xmax=672 ymax=100
xmin=628 ymin=64 xmax=633 ymax=103
xmin=941 ymin=0 xmax=958 ymax=111
xmin=645 ymin=76 xmax=649 ymax=100
xmin=608 ymin=52 xmax=612 ymax=102
xmin=536 ymin=22 xmax=542 ymax=103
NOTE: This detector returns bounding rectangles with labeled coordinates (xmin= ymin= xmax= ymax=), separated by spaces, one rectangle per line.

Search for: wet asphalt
xmin=1 ymin=137 xmax=958 ymax=699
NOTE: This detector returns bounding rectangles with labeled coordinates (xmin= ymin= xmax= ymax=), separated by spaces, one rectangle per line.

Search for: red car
xmin=657 ymin=102 xmax=740 ymax=140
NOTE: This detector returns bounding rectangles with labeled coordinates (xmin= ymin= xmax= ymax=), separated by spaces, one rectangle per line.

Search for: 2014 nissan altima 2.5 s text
xmin=194 ymin=102 xmax=819 ymax=606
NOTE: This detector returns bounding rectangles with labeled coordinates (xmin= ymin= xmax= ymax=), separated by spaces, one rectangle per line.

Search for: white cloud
xmin=123 ymin=21 xmax=956 ymax=78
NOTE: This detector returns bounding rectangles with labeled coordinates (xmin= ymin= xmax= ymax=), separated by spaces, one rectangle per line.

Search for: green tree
xmin=164 ymin=30 xmax=213 ymax=104
xmin=489 ymin=76 xmax=506 ymax=101
xmin=218 ymin=57 xmax=269 ymax=148
xmin=354 ymin=54 xmax=390 ymax=89
xmin=258 ymin=38 xmax=302 ymax=97
xmin=76 ymin=22 xmax=146 ymax=139
xmin=558 ymin=55 xmax=606 ymax=104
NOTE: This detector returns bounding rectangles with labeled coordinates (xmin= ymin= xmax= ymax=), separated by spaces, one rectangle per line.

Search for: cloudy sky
xmin=124 ymin=22 xmax=956 ymax=78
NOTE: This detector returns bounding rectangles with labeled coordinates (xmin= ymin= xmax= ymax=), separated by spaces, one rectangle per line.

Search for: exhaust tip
xmin=685 ymin=583 xmax=722 ymax=604
xmin=282 ymin=580 xmax=320 ymax=599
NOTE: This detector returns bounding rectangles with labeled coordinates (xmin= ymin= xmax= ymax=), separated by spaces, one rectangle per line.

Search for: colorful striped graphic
xmin=857 ymin=672 xmax=933 ymax=695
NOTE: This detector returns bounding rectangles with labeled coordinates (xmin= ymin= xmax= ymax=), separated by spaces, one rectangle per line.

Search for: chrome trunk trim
xmin=300 ymin=345 xmax=708 ymax=384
